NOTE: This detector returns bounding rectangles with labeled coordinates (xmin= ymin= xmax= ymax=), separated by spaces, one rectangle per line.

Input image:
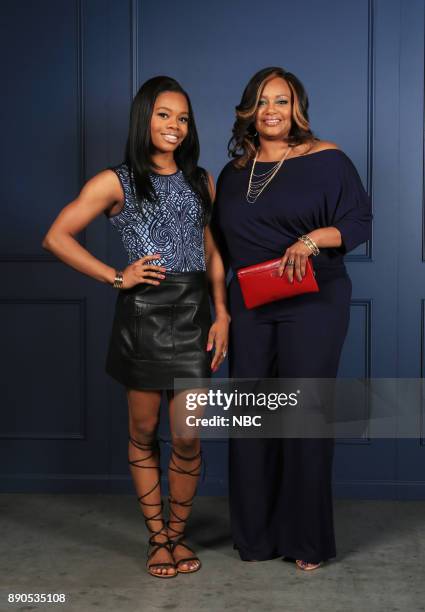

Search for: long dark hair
xmin=228 ymin=66 xmax=318 ymax=168
xmin=124 ymin=76 xmax=211 ymax=222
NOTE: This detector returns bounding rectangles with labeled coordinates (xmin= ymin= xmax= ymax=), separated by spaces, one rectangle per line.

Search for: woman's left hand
xmin=206 ymin=313 xmax=231 ymax=372
xmin=278 ymin=241 xmax=313 ymax=282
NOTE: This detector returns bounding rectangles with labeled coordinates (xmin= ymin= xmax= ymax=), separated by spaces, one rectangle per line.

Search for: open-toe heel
xmin=167 ymin=446 xmax=203 ymax=574
xmin=128 ymin=436 xmax=177 ymax=579
xmin=295 ymin=559 xmax=323 ymax=571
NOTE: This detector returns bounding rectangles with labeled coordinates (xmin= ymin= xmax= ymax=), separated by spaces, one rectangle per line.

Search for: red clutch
xmin=236 ymin=257 xmax=319 ymax=309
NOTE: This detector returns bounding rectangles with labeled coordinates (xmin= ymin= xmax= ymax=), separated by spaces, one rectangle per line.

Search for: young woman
xmin=42 ymin=76 xmax=229 ymax=579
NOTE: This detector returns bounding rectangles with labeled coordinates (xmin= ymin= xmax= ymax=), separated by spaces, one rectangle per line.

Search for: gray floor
xmin=0 ymin=495 xmax=424 ymax=612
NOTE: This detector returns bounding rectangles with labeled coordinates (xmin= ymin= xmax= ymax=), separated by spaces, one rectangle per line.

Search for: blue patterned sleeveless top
xmin=105 ymin=163 xmax=206 ymax=271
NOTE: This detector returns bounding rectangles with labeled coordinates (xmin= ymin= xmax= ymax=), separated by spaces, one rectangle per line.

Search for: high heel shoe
xmin=167 ymin=446 xmax=203 ymax=574
xmin=295 ymin=559 xmax=323 ymax=571
xmin=128 ymin=436 xmax=177 ymax=579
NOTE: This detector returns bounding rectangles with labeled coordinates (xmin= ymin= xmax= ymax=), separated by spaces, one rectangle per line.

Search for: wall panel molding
xmin=346 ymin=0 xmax=374 ymax=263
xmin=337 ymin=298 xmax=372 ymax=445
xmin=130 ymin=0 xmax=141 ymax=100
xmin=0 ymin=298 xmax=87 ymax=440
xmin=420 ymin=299 xmax=425 ymax=444
xmin=0 ymin=0 xmax=86 ymax=262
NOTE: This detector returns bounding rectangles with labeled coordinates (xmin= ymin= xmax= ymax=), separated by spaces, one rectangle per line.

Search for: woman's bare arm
xmin=204 ymin=172 xmax=230 ymax=371
xmin=204 ymin=173 xmax=229 ymax=319
xmin=41 ymin=170 xmax=124 ymax=285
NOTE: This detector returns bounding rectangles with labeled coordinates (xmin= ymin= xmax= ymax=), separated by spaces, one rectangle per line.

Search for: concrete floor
xmin=0 ymin=495 xmax=424 ymax=612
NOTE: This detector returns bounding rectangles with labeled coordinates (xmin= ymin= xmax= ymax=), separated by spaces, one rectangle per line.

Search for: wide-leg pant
xmin=228 ymin=266 xmax=352 ymax=563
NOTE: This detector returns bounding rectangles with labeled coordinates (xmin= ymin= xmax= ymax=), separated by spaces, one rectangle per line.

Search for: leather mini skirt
xmin=105 ymin=271 xmax=212 ymax=391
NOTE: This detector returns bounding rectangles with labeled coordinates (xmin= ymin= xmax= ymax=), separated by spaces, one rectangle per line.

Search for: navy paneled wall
xmin=0 ymin=0 xmax=424 ymax=498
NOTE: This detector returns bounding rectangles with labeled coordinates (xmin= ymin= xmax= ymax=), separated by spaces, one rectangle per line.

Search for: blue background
xmin=1 ymin=0 xmax=424 ymax=499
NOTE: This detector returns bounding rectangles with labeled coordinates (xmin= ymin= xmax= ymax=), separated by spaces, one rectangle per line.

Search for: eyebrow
xmin=259 ymin=94 xmax=290 ymax=99
xmin=156 ymin=106 xmax=189 ymax=114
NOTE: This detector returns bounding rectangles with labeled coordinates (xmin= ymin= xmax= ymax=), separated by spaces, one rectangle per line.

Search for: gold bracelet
xmin=299 ymin=234 xmax=320 ymax=256
xmin=112 ymin=270 xmax=124 ymax=289
xmin=301 ymin=235 xmax=319 ymax=256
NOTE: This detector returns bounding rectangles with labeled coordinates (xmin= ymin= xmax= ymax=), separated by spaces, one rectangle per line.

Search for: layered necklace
xmin=246 ymin=147 xmax=292 ymax=204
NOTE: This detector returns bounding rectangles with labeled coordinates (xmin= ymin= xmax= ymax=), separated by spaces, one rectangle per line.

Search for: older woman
xmin=212 ymin=66 xmax=372 ymax=570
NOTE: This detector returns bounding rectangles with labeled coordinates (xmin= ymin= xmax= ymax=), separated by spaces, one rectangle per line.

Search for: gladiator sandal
xmin=128 ymin=435 xmax=177 ymax=579
xmin=167 ymin=446 xmax=203 ymax=574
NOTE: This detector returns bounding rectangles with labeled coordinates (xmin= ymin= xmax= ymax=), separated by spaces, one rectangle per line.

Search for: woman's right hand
xmin=121 ymin=254 xmax=166 ymax=289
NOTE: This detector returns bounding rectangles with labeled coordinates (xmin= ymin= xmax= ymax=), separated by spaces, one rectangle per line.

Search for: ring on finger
xmin=287 ymin=259 xmax=295 ymax=266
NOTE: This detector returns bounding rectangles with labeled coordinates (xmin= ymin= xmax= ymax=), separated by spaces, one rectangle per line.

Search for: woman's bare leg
xmin=166 ymin=390 xmax=202 ymax=572
xmin=127 ymin=388 xmax=175 ymax=576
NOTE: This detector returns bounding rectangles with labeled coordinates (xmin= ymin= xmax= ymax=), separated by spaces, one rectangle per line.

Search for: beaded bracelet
xmin=299 ymin=234 xmax=320 ymax=256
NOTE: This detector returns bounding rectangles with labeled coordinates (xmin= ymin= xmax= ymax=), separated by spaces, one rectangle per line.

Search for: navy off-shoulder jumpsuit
xmin=212 ymin=149 xmax=373 ymax=563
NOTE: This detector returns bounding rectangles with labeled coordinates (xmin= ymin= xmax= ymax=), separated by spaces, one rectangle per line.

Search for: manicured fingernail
xmin=206 ymin=343 xmax=213 ymax=351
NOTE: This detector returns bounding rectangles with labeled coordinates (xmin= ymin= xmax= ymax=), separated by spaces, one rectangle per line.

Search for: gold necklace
xmin=246 ymin=147 xmax=292 ymax=204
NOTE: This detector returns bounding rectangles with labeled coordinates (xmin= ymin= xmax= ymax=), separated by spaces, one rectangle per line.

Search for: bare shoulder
xmin=311 ymin=140 xmax=340 ymax=152
xmin=80 ymin=168 xmax=125 ymax=209
xmin=41 ymin=168 xmax=125 ymax=241
xmin=292 ymin=140 xmax=341 ymax=159
xmin=92 ymin=168 xmax=124 ymax=199
xmin=75 ymin=168 xmax=124 ymax=218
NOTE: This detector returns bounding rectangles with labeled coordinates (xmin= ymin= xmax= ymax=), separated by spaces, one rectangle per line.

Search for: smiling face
xmin=150 ymin=91 xmax=189 ymax=153
xmin=254 ymin=76 xmax=292 ymax=141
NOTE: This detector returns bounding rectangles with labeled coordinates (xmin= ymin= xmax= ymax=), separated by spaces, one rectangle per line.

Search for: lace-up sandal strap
xmin=168 ymin=535 xmax=196 ymax=558
xmin=128 ymin=436 xmax=164 ymax=535
xmin=128 ymin=437 xmax=161 ymax=479
xmin=128 ymin=435 xmax=160 ymax=464
xmin=146 ymin=535 xmax=177 ymax=578
xmin=148 ymin=534 xmax=172 ymax=551
xmin=167 ymin=495 xmax=195 ymax=539
xmin=167 ymin=535 xmax=201 ymax=574
xmin=142 ymin=499 xmax=167 ymax=537
xmin=167 ymin=448 xmax=202 ymax=539
xmin=168 ymin=447 xmax=202 ymax=477
xmin=136 ymin=480 xmax=162 ymax=510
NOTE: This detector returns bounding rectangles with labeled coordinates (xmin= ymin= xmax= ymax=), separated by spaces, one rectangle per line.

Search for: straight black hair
xmin=124 ymin=75 xmax=211 ymax=223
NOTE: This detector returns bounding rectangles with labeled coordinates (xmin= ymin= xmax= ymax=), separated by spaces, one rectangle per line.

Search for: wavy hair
xmin=124 ymin=76 xmax=211 ymax=223
xmin=228 ymin=66 xmax=318 ymax=168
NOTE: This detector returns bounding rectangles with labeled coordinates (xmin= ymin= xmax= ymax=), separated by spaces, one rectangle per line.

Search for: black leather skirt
xmin=105 ymin=271 xmax=212 ymax=390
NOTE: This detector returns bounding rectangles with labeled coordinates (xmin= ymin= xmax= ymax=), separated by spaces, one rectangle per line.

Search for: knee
xmin=129 ymin=415 xmax=159 ymax=440
xmin=171 ymin=435 xmax=200 ymax=457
